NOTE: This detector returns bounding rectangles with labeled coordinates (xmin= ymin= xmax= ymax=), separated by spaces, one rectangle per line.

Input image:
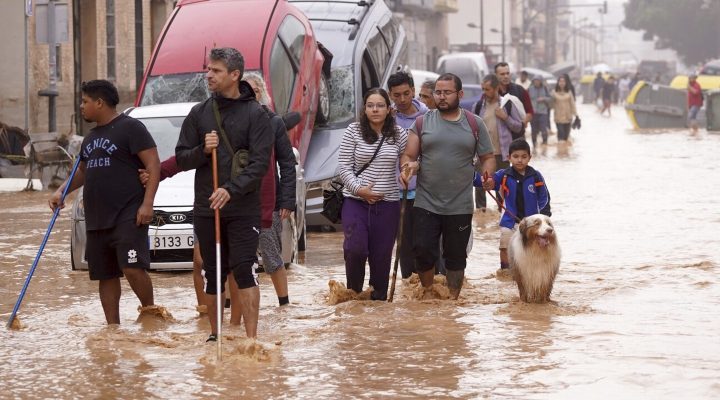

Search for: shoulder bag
xmin=321 ymin=135 xmax=386 ymax=224
xmin=212 ymin=99 xmax=248 ymax=178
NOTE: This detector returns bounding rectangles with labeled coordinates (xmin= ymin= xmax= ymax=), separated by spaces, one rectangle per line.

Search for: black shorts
xmin=412 ymin=207 xmax=472 ymax=272
xmin=85 ymin=220 xmax=150 ymax=281
xmin=194 ymin=215 xmax=260 ymax=294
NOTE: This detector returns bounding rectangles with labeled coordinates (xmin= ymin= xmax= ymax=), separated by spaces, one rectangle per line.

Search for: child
xmin=474 ymin=139 xmax=551 ymax=270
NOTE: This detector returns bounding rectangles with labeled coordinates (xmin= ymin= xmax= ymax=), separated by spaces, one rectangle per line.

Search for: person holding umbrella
xmin=176 ymin=48 xmax=274 ymax=342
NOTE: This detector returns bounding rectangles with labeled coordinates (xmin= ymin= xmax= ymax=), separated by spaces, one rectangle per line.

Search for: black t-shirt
xmin=80 ymin=114 xmax=156 ymax=230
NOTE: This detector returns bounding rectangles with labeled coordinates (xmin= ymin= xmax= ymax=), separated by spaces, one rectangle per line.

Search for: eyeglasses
xmin=433 ymin=90 xmax=458 ymax=97
xmin=365 ymin=103 xmax=388 ymax=110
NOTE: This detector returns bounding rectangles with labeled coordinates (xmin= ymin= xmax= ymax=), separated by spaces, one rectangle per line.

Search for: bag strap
xmin=212 ymin=99 xmax=235 ymax=155
xmin=355 ymin=135 xmax=385 ymax=177
xmin=464 ymin=109 xmax=479 ymax=140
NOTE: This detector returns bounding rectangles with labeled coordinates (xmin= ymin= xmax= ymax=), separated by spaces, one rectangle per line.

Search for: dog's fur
xmin=508 ymin=215 xmax=561 ymax=303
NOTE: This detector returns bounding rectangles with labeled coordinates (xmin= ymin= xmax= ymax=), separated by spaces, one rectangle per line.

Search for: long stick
xmin=388 ymin=189 xmax=408 ymax=303
xmin=7 ymin=156 xmax=81 ymax=329
xmin=211 ymin=148 xmax=222 ymax=360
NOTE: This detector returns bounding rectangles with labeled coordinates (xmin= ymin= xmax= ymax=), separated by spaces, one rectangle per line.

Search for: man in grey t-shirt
xmin=400 ymin=73 xmax=496 ymax=299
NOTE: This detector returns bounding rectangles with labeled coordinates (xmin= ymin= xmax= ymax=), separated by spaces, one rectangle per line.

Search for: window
xmin=361 ymin=51 xmax=380 ymax=96
xmin=278 ymin=16 xmax=306 ymax=64
xmin=366 ymin=28 xmax=390 ymax=81
xmin=106 ymin=0 xmax=116 ymax=80
xmin=438 ymin=58 xmax=480 ymax=85
xmin=269 ymin=37 xmax=296 ymax=114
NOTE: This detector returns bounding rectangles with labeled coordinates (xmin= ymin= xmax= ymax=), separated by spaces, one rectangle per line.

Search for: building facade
xmin=0 ymin=0 xmax=174 ymax=135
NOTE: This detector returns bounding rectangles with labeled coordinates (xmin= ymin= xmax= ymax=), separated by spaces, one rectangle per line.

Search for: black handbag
xmin=321 ymin=135 xmax=385 ymax=224
xmin=572 ymin=115 xmax=582 ymax=130
xmin=213 ymin=99 xmax=249 ymax=178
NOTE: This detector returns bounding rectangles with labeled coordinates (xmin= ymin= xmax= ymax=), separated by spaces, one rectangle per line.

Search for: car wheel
xmin=315 ymin=74 xmax=330 ymax=124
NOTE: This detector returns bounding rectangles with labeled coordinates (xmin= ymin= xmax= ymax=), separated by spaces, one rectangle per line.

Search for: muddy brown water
xmin=1 ymin=105 xmax=719 ymax=399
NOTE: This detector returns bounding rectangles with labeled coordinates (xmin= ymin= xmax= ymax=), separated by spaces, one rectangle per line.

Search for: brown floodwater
xmin=1 ymin=104 xmax=719 ymax=399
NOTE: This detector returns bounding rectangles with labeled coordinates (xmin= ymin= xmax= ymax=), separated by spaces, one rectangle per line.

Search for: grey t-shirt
xmin=410 ymin=109 xmax=494 ymax=215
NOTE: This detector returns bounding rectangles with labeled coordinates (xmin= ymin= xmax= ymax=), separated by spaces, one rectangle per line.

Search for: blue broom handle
xmin=7 ymin=156 xmax=81 ymax=328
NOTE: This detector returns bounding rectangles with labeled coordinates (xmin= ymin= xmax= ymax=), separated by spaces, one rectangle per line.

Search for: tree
xmin=623 ymin=0 xmax=720 ymax=65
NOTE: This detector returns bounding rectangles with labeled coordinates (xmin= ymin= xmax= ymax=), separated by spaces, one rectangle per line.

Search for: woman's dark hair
xmin=81 ymin=80 xmax=120 ymax=107
xmin=555 ymin=75 xmax=570 ymax=93
xmin=359 ymin=88 xmax=397 ymax=144
xmin=557 ymin=73 xmax=576 ymax=98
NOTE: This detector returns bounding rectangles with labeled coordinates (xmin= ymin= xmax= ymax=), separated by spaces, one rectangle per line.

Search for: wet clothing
xmin=342 ymin=198 xmax=400 ymax=300
xmin=412 ymin=208 xmax=472 ymax=272
xmin=528 ymin=84 xmax=551 ymax=115
xmin=602 ymin=82 xmax=616 ymax=101
xmin=476 ymin=165 xmax=550 ymax=229
xmin=266 ymin=109 xmax=297 ymax=212
xmin=175 ymin=82 xmax=274 ymax=219
xmin=85 ymin=220 xmax=150 ymax=281
xmin=410 ymin=109 xmax=493 ymax=215
xmin=194 ymin=214 xmax=260 ymax=293
xmin=80 ymin=114 xmax=156 ymax=231
xmin=499 ymin=82 xmax=534 ymax=117
xmin=593 ymin=76 xmax=605 ymax=98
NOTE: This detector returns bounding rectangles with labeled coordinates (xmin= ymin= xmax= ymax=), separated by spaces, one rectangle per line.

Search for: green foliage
xmin=623 ymin=0 xmax=720 ymax=64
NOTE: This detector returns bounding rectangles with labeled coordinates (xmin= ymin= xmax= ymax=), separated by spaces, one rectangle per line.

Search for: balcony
xmin=434 ymin=0 xmax=458 ymax=13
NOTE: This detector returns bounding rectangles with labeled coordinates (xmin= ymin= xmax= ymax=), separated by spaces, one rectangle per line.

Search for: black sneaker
xmin=206 ymin=334 xmax=218 ymax=342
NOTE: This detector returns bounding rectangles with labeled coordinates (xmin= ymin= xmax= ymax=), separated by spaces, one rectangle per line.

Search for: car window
xmin=438 ymin=58 xmax=479 ymax=85
xmin=463 ymin=86 xmax=483 ymax=98
xmin=379 ymin=19 xmax=398 ymax=57
xmin=366 ymin=28 xmax=391 ymax=81
xmin=361 ymin=50 xmax=380 ymax=96
xmin=278 ymin=15 xmax=306 ymax=64
xmin=140 ymin=70 xmax=262 ymax=106
xmin=327 ymin=65 xmax=355 ymax=125
xmin=270 ymin=37 xmax=297 ymax=115
xmin=701 ymin=65 xmax=720 ymax=76
xmin=140 ymin=73 xmax=208 ymax=106
xmin=137 ymin=116 xmax=185 ymax=161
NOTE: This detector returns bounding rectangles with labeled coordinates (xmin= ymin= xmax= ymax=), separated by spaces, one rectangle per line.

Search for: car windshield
xmin=140 ymin=70 xmax=261 ymax=106
xmin=327 ymin=65 xmax=355 ymax=125
xmin=138 ymin=117 xmax=185 ymax=161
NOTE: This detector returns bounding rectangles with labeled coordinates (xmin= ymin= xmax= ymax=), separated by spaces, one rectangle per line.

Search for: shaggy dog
xmin=508 ymin=214 xmax=561 ymax=303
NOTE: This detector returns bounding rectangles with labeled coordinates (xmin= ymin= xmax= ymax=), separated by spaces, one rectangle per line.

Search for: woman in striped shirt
xmin=337 ymin=88 xmax=408 ymax=301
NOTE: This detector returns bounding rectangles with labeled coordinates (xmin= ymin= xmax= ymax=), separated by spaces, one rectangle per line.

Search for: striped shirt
xmin=336 ymin=122 xmax=408 ymax=202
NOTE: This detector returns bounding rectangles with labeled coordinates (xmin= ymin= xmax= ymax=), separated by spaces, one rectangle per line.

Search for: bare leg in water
xmin=99 ymin=278 xmax=121 ymax=324
xmin=191 ymin=243 xmax=209 ymax=314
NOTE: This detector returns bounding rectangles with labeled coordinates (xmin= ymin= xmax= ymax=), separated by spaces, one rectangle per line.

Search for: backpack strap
xmin=463 ymin=109 xmax=479 ymax=140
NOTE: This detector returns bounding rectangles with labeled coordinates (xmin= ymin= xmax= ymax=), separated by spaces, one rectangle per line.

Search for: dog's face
xmin=519 ymin=215 xmax=556 ymax=248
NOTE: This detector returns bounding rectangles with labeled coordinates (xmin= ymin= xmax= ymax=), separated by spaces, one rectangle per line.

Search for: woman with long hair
xmin=336 ymin=88 xmax=407 ymax=300
xmin=551 ymin=75 xmax=577 ymax=144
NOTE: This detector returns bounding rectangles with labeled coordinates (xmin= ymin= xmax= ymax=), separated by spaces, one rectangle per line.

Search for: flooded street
xmin=1 ymin=104 xmax=719 ymax=399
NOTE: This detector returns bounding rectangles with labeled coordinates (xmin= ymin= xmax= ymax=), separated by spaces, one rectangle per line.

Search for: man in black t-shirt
xmin=49 ymin=80 xmax=161 ymax=325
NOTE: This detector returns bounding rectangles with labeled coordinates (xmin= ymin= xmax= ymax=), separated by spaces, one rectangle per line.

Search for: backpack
xmin=499 ymin=168 xmax=551 ymax=217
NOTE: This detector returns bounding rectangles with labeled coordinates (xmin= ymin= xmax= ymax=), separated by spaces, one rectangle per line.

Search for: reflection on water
xmin=1 ymin=105 xmax=719 ymax=398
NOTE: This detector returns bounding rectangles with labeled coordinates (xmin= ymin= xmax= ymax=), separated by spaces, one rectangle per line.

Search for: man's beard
xmin=437 ymin=98 xmax=460 ymax=114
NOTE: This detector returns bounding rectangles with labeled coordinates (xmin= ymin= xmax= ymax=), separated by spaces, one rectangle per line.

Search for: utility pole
xmin=480 ymin=0 xmax=484 ymax=50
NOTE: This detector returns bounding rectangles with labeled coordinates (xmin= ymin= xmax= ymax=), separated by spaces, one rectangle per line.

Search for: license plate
xmin=150 ymin=234 xmax=194 ymax=250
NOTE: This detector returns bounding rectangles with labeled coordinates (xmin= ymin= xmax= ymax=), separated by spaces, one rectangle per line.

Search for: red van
xmin=136 ymin=0 xmax=329 ymax=164
xmin=136 ymin=0 xmax=330 ymax=250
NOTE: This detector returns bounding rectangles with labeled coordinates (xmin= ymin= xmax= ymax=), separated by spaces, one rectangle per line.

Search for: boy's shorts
xmin=499 ymin=226 xmax=516 ymax=250
xmin=85 ymin=220 xmax=150 ymax=281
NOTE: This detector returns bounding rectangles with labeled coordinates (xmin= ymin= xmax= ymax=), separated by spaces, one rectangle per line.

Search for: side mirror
xmin=282 ymin=111 xmax=301 ymax=131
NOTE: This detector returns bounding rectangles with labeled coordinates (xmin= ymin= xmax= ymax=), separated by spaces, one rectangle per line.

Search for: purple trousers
xmin=341 ymin=197 xmax=400 ymax=300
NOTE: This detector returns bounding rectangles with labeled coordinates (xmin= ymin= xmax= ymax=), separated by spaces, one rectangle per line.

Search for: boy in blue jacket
xmin=475 ymin=139 xmax=551 ymax=270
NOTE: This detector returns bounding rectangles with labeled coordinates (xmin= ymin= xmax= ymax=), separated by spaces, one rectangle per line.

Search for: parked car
xmin=436 ymin=52 xmax=489 ymax=85
xmin=290 ymin=0 xmax=407 ymax=228
xmin=70 ymin=103 xmax=303 ymax=271
xmin=410 ymin=69 xmax=439 ymax=94
xmin=459 ymin=84 xmax=483 ymax=111
xmin=135 ymin=0 xmax=330 ymax=248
